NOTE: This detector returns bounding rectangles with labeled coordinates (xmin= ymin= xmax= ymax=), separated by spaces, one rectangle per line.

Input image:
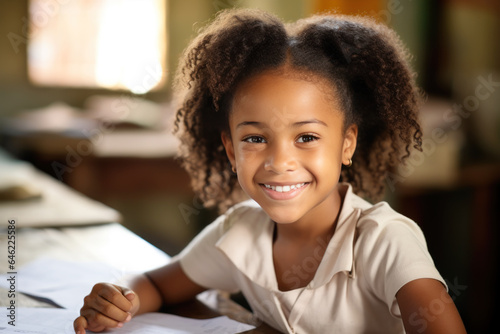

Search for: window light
xmin=28 ymin=0 xmax=167 ymax=94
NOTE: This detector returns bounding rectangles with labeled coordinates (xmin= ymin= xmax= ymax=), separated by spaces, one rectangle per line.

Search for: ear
xmin=342 ymin=124 xmax=358 ymax=165
xmin=221 ymin=131 xmax=236 ymax=168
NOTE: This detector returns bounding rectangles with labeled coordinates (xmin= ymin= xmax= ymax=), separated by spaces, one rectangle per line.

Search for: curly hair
xmin=173 ymin=8 xmax=422 ymax=212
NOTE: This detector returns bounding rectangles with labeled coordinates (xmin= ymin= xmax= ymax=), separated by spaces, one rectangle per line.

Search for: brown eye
xmin=243 ymin=136 xmax=266 ymax=144
xmin=297 ymin=134 xmax=319 ymax=143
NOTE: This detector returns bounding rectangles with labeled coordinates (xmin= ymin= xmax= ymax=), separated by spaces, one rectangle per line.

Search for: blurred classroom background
xmin=0 ymin=0 xmax=499 ymax=332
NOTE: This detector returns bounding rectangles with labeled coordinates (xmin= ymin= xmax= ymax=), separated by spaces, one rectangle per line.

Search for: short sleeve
xmin=177 ymin=212 xmax=240 ymax=292
xmin=356 ymin=204 xmax=446 ymax=315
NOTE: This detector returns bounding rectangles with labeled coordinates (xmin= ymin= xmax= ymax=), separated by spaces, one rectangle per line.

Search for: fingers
xmin=73 ymin=315 xmax=88 ymax=334
xmin=95 ymin=284 xmax=134 ymax=313
xmin=120 ymin=286 xmax=136 ymax=302
xmin=75 ymin=283 xmax=134 ymax=333
xmin=80 ymin=307 xmax=130 ymax=331
xmin=118 ymin=285 xmax=141 ymax=316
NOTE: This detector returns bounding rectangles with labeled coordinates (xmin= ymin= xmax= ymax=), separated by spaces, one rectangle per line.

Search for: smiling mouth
xmin=262 ymin=183 xmax=307 ymax=193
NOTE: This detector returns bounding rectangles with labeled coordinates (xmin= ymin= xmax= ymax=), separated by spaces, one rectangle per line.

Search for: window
xmin=28 ymin=0 xmax=167 ymax=94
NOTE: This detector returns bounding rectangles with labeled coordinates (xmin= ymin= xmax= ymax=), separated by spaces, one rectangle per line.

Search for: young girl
xmin=74 ymin=9 xmax=466 ymax=334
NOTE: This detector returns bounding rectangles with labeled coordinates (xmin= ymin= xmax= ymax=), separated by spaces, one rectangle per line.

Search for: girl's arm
xmin=73 ymin=260 xmax=206 ymax=333
xmin=396 ymin=278 xmax=467 ymax=334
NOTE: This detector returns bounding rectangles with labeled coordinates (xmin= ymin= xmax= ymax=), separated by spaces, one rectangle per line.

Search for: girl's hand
xmin=73 ymin=283 xmax=139 ymax=333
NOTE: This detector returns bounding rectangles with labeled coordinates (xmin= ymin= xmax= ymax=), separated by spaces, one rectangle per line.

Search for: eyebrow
xmin=236 ymin=119 xmax=328 ymax=129
xmin=292 ymin=119 xmax=328 ymax=127
xmin=236 ymin=121 xmax=262 ymax=129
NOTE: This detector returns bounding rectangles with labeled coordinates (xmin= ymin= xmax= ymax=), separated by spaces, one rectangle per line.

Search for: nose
xmin=264 ymin=142 xmax=297 ymax=174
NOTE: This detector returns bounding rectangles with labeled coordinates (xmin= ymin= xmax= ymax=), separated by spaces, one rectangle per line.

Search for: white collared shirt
xmin=179 ymin=184 xmax=445 ymax=333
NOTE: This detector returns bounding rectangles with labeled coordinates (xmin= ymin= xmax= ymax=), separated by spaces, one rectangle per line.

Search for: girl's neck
xmin=272 ymin=186 xmax=345 ymax=291
xmin=273 ymin=186 xmax=344 ymax=246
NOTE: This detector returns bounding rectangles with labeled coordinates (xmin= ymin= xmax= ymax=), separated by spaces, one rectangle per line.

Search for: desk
xmin=0 ymin=223 xmax=279 ymax=333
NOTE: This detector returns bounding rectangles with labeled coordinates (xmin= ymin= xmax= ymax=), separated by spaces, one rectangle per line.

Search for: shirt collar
xmin=216 ymin=201 xmax=278 ymax=290
xmin=308 ymin=183 xmax=360 ymax=288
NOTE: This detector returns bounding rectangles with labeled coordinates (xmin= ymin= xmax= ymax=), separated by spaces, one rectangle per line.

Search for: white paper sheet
xmin=0 ymin=257 xmax=126 ymax=310
xmin=1 ymin=307 xmax=79 ymax=333
xmin=0 ymin=308 xmax=255 ymax=334
xmin=119 ymin=312 xmax=255 ymax=333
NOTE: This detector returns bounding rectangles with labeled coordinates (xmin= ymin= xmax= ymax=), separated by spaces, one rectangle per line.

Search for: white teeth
xmin=264 ymin=183 xmax=305 ymax=193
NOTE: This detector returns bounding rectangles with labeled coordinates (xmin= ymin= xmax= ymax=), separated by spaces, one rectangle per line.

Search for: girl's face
xmin=222 ymin=70 xmax=357 ymax=225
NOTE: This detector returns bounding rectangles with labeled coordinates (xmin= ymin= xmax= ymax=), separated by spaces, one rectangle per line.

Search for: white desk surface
xmin=0 ymin=223 xmax=272 ymax=332
xmin=0 ymin=223 xmax=170 ymax=307
xmin=0 ymin=223 xmax=170 ymax=274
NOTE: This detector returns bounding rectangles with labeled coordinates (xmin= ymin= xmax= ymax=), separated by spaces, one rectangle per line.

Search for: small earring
xmin=345 ymin=158 xmax=352 ymax=168
xmin=231 ymin=165 xmax=236 ymax=173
